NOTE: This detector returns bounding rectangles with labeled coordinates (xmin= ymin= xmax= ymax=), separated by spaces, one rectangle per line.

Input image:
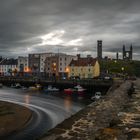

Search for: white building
xmin=40 ymin=53 xmax=55 ymax=73
xmin=18 ymin=56 xmax=28 ymax=72
xmin=0 ymin=58 xmax=18 ymax=76
xmin=28 ymin=53 xmax=55 ymax=76
xmin=45 ymin=53 xmax=77 ymax=78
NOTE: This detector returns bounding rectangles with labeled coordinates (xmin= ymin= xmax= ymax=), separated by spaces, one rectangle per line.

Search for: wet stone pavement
xmin=41 ymin=79 xmax=140 ymax=140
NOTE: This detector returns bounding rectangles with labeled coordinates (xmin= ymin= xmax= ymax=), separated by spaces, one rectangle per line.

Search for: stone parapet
xmin=40 ymin=80 xmax=136 ymax=140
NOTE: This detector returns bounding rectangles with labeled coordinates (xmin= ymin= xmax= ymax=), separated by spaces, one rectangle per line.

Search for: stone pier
xmin=40 ymin=79 xmax=140 ymax=140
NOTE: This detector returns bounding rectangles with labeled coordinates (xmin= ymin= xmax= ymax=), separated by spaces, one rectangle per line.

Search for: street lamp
xmin=121 ymin=67 xmax=125 ymax=79
xmin=121 ymin=67 xmax=124 ymax=71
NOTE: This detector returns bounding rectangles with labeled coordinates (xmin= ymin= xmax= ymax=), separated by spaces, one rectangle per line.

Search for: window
xmin=60 ymin=57 xmax=62 ymax=61
xmin=88 ymin=68 xmax=91 ymax=72
xmin=60 ymin=68 xmax=62 ymax=71
xmin=88 ymin=74 xmax=92 ymax=78
xmin=34 ymin=54 xmax=39 ymax=58
xmin=60 ymin=63 xmax=62 ymax=66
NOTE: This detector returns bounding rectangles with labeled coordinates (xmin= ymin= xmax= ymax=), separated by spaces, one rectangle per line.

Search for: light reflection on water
xmin=0 ymin=86 xmax=90 ymax=110
xmin=24 ymin=95 xmax=31 ymax=105
xmin=64 ymin=96 xmax=72 ymax=111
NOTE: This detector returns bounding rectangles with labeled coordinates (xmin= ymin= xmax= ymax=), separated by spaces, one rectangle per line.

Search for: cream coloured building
xmin=68 ymin=55 xmax=100 ymax=79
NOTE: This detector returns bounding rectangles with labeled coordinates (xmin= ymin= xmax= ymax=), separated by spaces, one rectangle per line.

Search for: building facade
xmin=0 ymin=58 xmax=18 ymax=76
xmin=28 ymin=53 xmax=55 ymax=76
xmin=45 ymin=53 xmax=77 ymax=79
xmin=97 ymin=40 xmax=102 ymax=59
xmin=68 ymin=55 xmax=100 ymax=79
xmin=18 ymin=56 xmax=28 ymax=72
xmin=122 ymin=45 xmax=133 ymax=60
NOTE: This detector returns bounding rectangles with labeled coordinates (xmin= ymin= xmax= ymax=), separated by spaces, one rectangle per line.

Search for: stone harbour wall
xmin=40 ymin=80 xmax=137 ymax=140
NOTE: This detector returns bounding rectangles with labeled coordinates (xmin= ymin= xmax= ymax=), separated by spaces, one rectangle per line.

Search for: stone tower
xmin=122 ymin=44 xmax=133 ymax=60
xmin=97 ymin=40 xmax=102 ymax=59
xmin=130 ymin=44 xmax=133 ymax=60
xmin=116 ymin=52 xmax=119 ymax=60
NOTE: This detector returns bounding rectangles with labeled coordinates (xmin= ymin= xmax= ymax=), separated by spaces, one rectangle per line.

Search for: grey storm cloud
xmin=0 ymin=0 xmax=140 ymax=59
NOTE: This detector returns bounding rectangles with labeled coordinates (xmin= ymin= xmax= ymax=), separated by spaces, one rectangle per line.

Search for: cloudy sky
xmin=0 ymin=0 xmax=140 ymax=60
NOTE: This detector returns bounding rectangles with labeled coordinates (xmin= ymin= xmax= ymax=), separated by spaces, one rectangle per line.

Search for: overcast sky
xmin=0 ymin=0 xmax=140 ymax=60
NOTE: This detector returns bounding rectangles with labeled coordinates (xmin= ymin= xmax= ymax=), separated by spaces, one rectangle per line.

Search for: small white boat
xmin=29 ymin=84 xmax=42 ymax=91
xmin=73 ymin=85 xmax=86 ymax=94
xmin=11 ymin=83 xmax=21 ymax=88
xmin=44 ymin=85 xmax=59 ymax=93
xmin=91 ymin=92 xmax=101 ymax=101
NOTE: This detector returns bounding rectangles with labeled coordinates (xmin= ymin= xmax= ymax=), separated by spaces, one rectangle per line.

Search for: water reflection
xmin=24 ymin=95 xmax=31 ymax=106
xmin=64 ymin=96 xmax=72 ymax=111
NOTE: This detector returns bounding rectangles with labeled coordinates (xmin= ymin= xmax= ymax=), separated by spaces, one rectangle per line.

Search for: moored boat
xmin=28 ymin=84 xmax=42 ymax=91
xmin=64 ymin=85 xmax=86 ymax=95
xmin=11 ymin=83 xmax=21 ymax=88
xmin=91 ymin=92 xmax=101 ymax=101
xmin=64 ymin=88 xmax=73 ymax=95
xmin=44 ymin=85 xmax=59 ymax=93
xmin=73 ymin=85 xmax=86 ymax=95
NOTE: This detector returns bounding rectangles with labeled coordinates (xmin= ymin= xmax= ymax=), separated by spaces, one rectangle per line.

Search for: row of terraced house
xmin=0 ymin=53 xmax=100 ymax=79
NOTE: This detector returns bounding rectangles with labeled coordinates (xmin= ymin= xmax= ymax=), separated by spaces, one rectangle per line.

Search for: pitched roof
xmin=0 ymin=58 xmax=17 ymax=65
xmin=69 ymin=57 xmax=97 ymax=66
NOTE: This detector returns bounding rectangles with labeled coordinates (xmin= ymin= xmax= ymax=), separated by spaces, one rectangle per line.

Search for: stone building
xmin=97 ymin=40 xmax=102 ymax=59
xmin=122 ymin=45 xmax=133 ymax=60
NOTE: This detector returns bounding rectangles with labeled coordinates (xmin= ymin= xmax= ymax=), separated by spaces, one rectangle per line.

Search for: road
xmin=0 ymin=87 xmax=84 ymax=140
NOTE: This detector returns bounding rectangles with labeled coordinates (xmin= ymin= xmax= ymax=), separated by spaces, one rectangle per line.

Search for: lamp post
xmin=121 ymin=67 xmax=125 ymax=80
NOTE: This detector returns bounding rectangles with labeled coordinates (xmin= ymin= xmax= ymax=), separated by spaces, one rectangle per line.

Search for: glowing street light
xmin=65 ymin=67 xmax=69 ymax=73
xmin=121 ymin=67 xmax=124 ymax=71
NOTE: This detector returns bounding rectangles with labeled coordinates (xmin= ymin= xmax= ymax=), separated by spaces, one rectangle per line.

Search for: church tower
xmin=122 ymin=45 xmax=126 ymax=60
xmin=130 ymin=44 xmax=133 ymax=60
xmin=122 ymin=44 xmax=133 ymax=60
xmin=97 ymin=40 xmax=102 ymax=59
